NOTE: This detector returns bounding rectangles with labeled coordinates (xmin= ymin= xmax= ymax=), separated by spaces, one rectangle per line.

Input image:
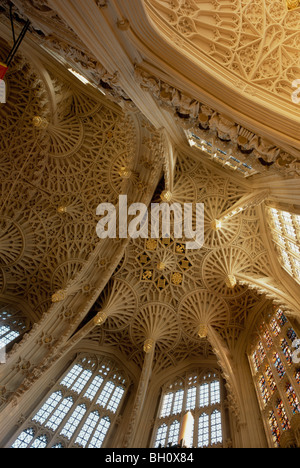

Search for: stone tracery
xmin=0 ymin=0 xmax=299 ymax=450
xmin=146 ymin=0 xmax=300 ymax=103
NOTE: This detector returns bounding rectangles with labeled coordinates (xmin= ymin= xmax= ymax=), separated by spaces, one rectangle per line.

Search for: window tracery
xmin=153 ymin=369 xmax=224 ymax=448
xmin=10 ymin=354 xmax=129 ymax=448
xmin=249 ymin=308 xmax=300 ymax=447
xmin=267 ymin=207 xmax=300 ymax=284
xmin=0 ymin=309 xmax=28 ymax=349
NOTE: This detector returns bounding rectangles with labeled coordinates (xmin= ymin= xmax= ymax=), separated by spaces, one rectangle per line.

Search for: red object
xmin=0 ymin=63 xmax=8 ymax=80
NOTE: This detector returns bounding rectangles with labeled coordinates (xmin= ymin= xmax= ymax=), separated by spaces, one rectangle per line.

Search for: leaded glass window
xmin=267 ymin=207 xmax=300 ymax=285
xmin=153 ymin=369 xmax=224 ymax=448
xmin=9 ymin=354 xmax=129 ymax=448
xmin=0 ymin=309 xmax=28 ymax=348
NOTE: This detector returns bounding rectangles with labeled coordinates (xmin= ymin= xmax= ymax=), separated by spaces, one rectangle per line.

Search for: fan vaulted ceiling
xmin=0 ymin=0 xmax=299 ymax=427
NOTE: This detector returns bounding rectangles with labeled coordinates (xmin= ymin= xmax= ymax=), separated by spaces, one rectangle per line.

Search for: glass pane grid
xmin=268 ymin=208 xmax=300 ymax=284
xmin=106 ymin=387 xmax=125 ymax=413
xmin=33 ymin=391 xmax=63 ymax=425
xmin=75 ymin=411 xmax=100 ymax=447
xmin=88 ymin=417 xmax=111 ymax=448
xmin=155 ymin=372 xmax=223 ymax=448
xmin=155 ymin=424 xmax=168 ymax=448
xmin=60 ymin=404 xmax=87 ymax=439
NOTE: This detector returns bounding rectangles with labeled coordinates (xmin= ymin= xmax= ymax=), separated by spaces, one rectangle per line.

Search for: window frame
xmin=249 ymin=308 xmax=300 ymax=448
xmin=10 ymin=354 xmax=130 ymax=449
xmin=152 ymin=369 xmax=224 ymax=448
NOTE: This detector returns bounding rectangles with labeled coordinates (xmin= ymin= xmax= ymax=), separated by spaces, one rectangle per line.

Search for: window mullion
xmin=67 ymin=405 xmax=91 ymax=448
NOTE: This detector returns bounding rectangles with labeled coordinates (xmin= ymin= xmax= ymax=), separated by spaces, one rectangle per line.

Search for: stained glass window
xmin=276 ymin=310 xmax=287 ymax=328
xmin=270 ymin=319 xmax=281 ymax=337
xmin=257 ymin=341 xmax=266 ymax=362
xmin=259 ymin=376 xmax=270 ymax=405
xmin=287 ymin=328 xmax=297 ymax=343
xmin=276 ymin=400 xmax=290 ymax=431
xmin=265 ymin=365 xmax=277 ymax=394
xmin=252 ymin=351 xmax=260 ymax=373
xmin=285 ymin=383 xmax=300 ymax=414
xmin=10 ymin=354 xmax=128 ymax=448
xmin=263 ymin=330 xmax=273 ymax=349
xmin=273 ymin=353 xmax=285 ymax=379
xmin=280 ymin=339 xmax=293 ymax=365
xmin=268 ymin=411 xmax=280 ymax=448
xmin=250 ymin=307 xmax=300 ymax=447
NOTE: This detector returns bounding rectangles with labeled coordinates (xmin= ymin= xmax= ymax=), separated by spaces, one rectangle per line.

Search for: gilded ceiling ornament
xmin=118 ymin=166 xmax=132 ymax=179
xmin=51 ymin=290 xmax=67 ymax=303
xmin=160 ymin=190 xmax=173 ymax=202
xmin=32 ymin=116 xmax=48 ymax=129
xmin=225 ymin=275 xmax=237 ymax=289
xmin=57 ymin=206 xmax=68 ymax=214
xmin=94 ymin=311 xmax=108 ymax=326
xmin=143 ymin=339 xmax=155 ymax=354
xmin=171 ymin=272 xmax=183 ymax=285
xmin=198 ymin=324 xmax=208 ymax=339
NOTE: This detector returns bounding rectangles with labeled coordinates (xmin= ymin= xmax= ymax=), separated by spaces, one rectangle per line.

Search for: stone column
xmin=122 ymin=339 xmax=156 ymax=448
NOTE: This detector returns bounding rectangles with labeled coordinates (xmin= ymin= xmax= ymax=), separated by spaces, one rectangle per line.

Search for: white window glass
xmin=167 ymin=421 xmax=180 ymax=446
xmin=89 ymin=417 xmax=111 ymax=448
xmin=198 ymin=413 xmax=209 ymax=448
xmin=33 ymin=391 xmax=63 ymax=425
xmin=107 ymin=386 xmax=125 ymax=413
xmin=210 ymin=381 xmax=221 ymax=405
xmin=97 ymin=381 xmax=115 ymax=408
xmin=211 ymin=410 xmax=222 ymax=445
xmin=60 ymin=404 xmax=87 ymax=439
xmin=155 ymin=424 xmax=168 ymax=448
xmin=75 ymin=411 xmax=100 ymax=447
xmin=45 ymin=397 xmax=74 ymax=431
xmin=160 ymin=393 xmax=173 ymax=417
xmin=268 ymin=208 xmax=300 ymax=284
xmin=199 ymin=383 xmax=209 ymax=407
xmin=71 ymin=369 xmax=93 ymax=394
xmin=186 ymin=386 xmax=197 ymax=411
xmin=154 ymin=370 xmax=223 ymax=448
xmin=0 ymin=326 xmax=19 ymax=345
xmin=84 ymin=375 xmax=104 ymax=401
xmin=172 ymin=390 xmax=184 ymax=414
xmin=10 ymin=355 xmax=129 ymax=449
xmin=60 ymin=365 xmax=83 ymax=388
xmin=31 ymin=435 xmax=48 ymax=448
xmin=11 ymin=428 xmax=35 ymax=448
